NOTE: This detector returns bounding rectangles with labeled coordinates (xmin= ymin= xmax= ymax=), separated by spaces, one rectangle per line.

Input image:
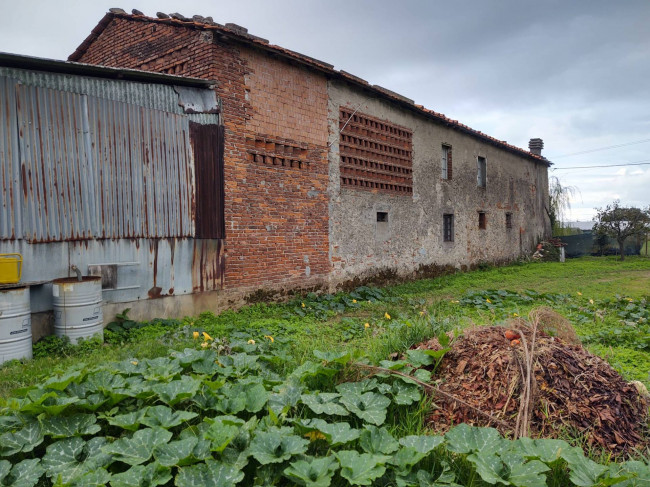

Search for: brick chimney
xmin=528 ymin=138 xmax=544 ymax=156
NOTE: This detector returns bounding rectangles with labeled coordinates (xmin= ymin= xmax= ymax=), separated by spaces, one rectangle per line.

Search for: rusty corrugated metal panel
xmin=0 ymin=76 xmax=21 ymax=240
xmin=190 ymin=122 xmax=225 ymax=239
xmin=16 ymin=84 xmax=97 ymax=242
xmin=87 ymin=95 xmax=195 ymax=239
xmin=0 ymin=66 xmax=221 ymax=125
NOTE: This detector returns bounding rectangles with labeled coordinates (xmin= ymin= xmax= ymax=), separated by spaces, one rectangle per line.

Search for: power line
xmin=552 ymin=159 xmax=650 ymax=170
xmin=549 ymin=138 xmax=650 ymax=159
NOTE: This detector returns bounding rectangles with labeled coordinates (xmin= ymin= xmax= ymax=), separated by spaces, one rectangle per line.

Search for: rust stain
xmin=150 ymin=238 xmax=159 ymax=287
xmin=192 ymin=238 xmax=225 ymax=293
xmin=148 ymin=286 xmax=162 ymax=299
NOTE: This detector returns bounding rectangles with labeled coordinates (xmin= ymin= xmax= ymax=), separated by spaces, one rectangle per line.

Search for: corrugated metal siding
xmin=0 ymin=67 xmax=220 ymax=125
xmin=0 ymin=77 xmax=21 ymax=239
xmin=88 ymin=97 xmax=194 ymax=238
xmin=2 ymin=75 xmax=200 ymax=242
xmin=16 ymin=84 xmax=97 ymax=241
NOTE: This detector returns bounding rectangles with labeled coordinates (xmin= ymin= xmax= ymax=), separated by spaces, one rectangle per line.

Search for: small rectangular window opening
xmin=506 ymin=212 xmax=512 ymax=229
xmin=442 ymin=145 xmax=452 ymax=180
xmin=478 ymin=211 xmax=487 ymax=230
xmin=377 ymin=211 xmax=388 ymax=222
xmin=477 ymin=156 xmax=486 ymax=188
xmin=443 ymin=214 xmax=454 ymax=242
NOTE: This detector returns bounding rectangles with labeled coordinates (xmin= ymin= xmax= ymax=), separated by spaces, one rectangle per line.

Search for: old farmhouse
xmin=1 ymin=9 xmax=551 ymax=336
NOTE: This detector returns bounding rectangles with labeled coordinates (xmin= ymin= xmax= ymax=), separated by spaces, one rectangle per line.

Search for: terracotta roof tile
xmin=69 ymin=11 xmax=550 ymax=165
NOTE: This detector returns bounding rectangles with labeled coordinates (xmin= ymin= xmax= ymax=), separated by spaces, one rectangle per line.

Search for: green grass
xmin=1 ymin=256 xmax=649 ymax=399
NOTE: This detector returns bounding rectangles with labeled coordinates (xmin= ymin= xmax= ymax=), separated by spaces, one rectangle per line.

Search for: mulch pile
xmin=420 ymin=325 xmax=649 ymax=455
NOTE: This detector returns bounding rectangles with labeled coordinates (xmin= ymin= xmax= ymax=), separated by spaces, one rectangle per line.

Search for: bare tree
xmin=592 ymin=201 xmax=650 ymax=261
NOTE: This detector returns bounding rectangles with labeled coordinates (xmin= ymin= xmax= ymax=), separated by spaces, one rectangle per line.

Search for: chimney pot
xmin=529 ymin=138 xmax=544 ymax=156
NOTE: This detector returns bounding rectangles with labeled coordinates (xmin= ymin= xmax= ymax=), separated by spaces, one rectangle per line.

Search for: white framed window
xmin=477 ymin=156 xmax=486 ymax=188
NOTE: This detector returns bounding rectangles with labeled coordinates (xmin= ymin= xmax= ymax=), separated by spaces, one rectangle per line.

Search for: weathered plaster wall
xmin=327 ymin=80 xmax=550 ymax=285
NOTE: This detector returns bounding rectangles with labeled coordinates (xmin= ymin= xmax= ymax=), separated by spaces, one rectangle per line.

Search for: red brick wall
xmin=77 ymin=17 xmax=330 ymax=291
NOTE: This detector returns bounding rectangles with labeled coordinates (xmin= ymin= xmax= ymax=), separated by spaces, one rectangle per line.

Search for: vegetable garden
xmin=0 ymin=256 xmax=649 ymax=486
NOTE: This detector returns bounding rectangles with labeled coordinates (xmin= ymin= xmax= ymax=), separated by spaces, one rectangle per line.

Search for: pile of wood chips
xmin=422 ymin=325 xmax=649 ymax=455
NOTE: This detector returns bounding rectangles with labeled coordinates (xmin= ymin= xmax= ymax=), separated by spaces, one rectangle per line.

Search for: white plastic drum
xmin=53 ymin=276 xmax=103 ymax=344
xmin=0 ymin=286 xmax=33 ymax=364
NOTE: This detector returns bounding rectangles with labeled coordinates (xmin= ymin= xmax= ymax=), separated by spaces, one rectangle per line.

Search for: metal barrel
xmin=0 ymin=286 xmax=33 ymax=364
xmin=53 ymin=276 xmax=103 ymax=344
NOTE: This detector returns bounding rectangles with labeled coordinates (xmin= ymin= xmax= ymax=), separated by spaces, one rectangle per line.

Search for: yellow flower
xmin=577 ymin=292 xmax=583 ymax=296
xmin=203 ymin=332 xmax=213 ymax=341
xmin=627 ymin=298 xmax=634 ymax=302
xmin=450 ymin=300 xmax=460 ymax=304
xmin=486 ymin=298 xmax=492 ymax=303
xmin=384 ymin=312 xmax=391 ymax=320
xmin=305 ymin=430 xmax=327 ymax=441
xmin=352 ymin=299 xmax=357 ymax=303
xmin=301 ymin=302 xmax=306 ymax=308
xmin=589 ymin=299 xmax=594 ymax=305
xmin=512 ymin=313 xmax=519 ymax=317
xmin=419 ymin=311 xmax=425 ymax=316
xmin=192 ymin=331 xmax=199 ymax=340
xmin=264 ymin=335 xmax=274 ymax=343
xmin=248 ymin=339 xmax=256 ymax=345
xmin=131 ymin=361 xmax=138 ymax=365
xmin=364 ymin=323 xmax=370 ymax=329
xmin=201 ymin=342 xmax=209 ymax=348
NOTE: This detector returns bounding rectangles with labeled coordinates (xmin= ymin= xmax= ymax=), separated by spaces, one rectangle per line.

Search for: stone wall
xmin=327 ymin=80 xmax=550 ymax=286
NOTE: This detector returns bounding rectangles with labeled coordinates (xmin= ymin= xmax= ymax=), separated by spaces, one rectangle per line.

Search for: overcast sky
xmin=1 ymin=0 xmax=649 ymax=222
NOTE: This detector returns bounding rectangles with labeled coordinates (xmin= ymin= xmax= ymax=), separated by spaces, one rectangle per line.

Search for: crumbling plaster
xmin=327 ymin=80 xmax=550 ymax=286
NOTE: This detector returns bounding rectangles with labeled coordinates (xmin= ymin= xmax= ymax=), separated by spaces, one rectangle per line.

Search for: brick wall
xmin=77 ymin=17 xmax=330 ymax=292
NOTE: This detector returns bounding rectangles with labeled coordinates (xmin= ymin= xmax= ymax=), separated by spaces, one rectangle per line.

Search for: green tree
xmin=592 ymin=201 xmax=650 ymax=261
xmin=548 ymin=176 xmax=579 ymax=235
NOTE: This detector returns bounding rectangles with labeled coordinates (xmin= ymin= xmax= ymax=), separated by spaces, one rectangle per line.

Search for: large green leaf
xmin=336 ymin=379 xmax=379 ymax=395
xmin=141 ymin=406 xmax=198 ymax=428
xmin=102 ymin=428 xmax=173 ymax=465
xmin=405 ymin=464 xmax=462 ymax=487
xmin=174 ymin=459 xmax=244 ymax=487
xmin=42 ymin=437 xmax=111 ymax=484
xmin=249 ymin=429 xmax=309 ymax=465
xmin=267 ymin=377 xmax=303 ymax=415
xmin=110 ymin=461 xmax=172 ymax=487
xmin=152 ymin=378 xmax=200 ymax=406
xmin=39 ymin=413 xmax=101 ymax=438
xmin=399 ymin=435 xmax=444 ymax=454
xmin=204 ymin=416 xmax=245 ymax=453
xmin=283 ymin=456 xmax=339 ymax=487
xmin=296 ymin=418 xmax=360 ymax=446
xmin=614 ymin=460 xmax=650 ymax=487
xmin=444 ymin=424 xmax=504 ymax=455
xmin=171 ymin=348 xmax=217 ymax=367
xmin=335 ymin=450 xmax=391 ymax=486
xmin=391 ymin=381 xmax=421 ymax=406
xmin=313 ymin=350 xmax=352 ymax=365
xmin=514 ymin=437 xmax=570 ymax=464
xmin=143 ymin=357 xmax=183 ymax=381
xmin=42 ymin=370 xmax=84 ymax=391
xmin=0 ymin=420 xmax=43 ymax=456
xmin=301 ymin=393 xmax=348 ymax=416
xmin=339 ymin=391 xmax=391 ymax=426
xmin=57 ymin=468 xmax=112 ymax=487
xmin=466 ymin=452 xmax=550 ymax=487
xmin=0 ymin=458 xmax=44 ymax=487
xmin=154 ymin=437 xmax=199 ymax=467
xmin=359 ymin=425 xmax=399 ymax=454
xmin=562 ymin=446 xmax=609 ymax=487
xmin=106 ymin=409 xmax=148 ymax=431
xmin=502 ymin=453 xmax=550 ymax=487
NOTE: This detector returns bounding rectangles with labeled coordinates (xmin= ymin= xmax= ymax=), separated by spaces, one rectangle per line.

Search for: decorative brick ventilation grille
xmin=339 ymin=108 xmax=413 ymax=194
xmin=246 ymin=136 xmax=318 ymax=170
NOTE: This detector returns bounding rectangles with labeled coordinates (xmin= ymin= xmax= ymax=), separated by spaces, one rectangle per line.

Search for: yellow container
xmin=0 ymin=254 xmax=22 ymax=284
